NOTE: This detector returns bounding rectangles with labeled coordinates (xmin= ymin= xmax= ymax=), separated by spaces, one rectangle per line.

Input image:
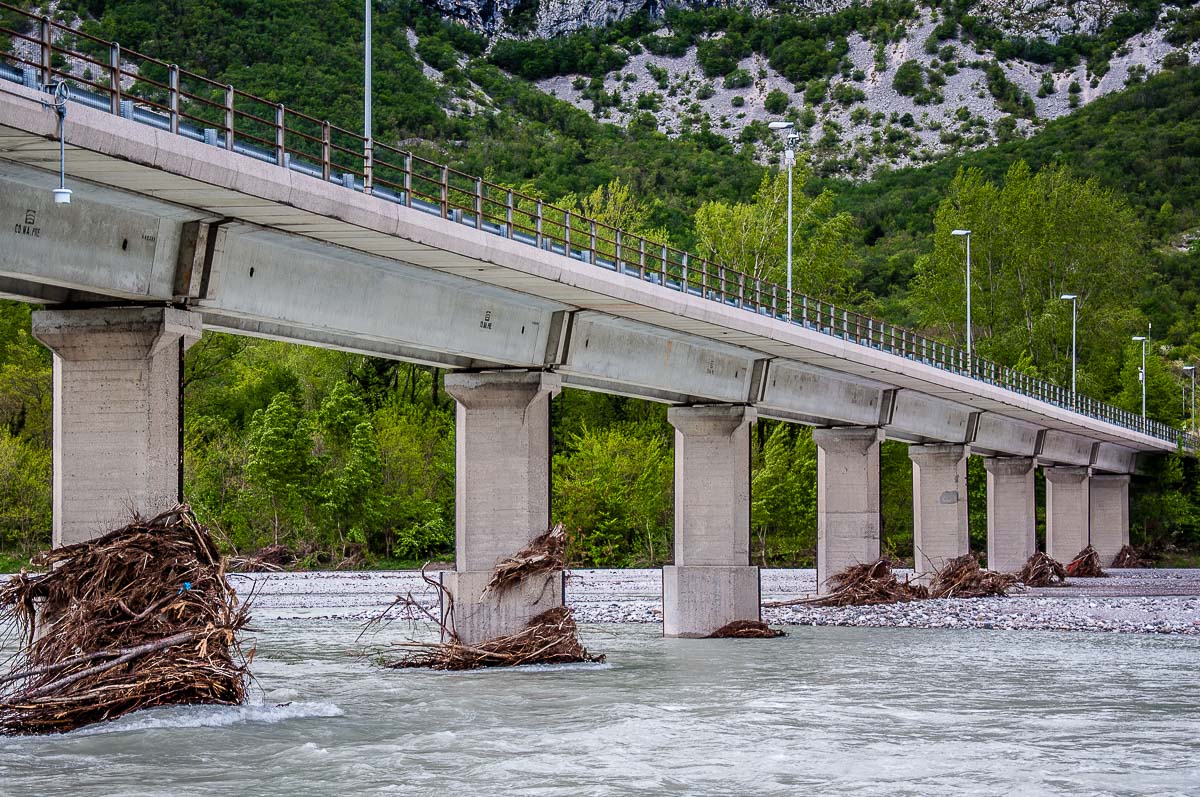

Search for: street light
xmin=1132 ymin=334 xmax=1148 ymax=419
xmin=1183 ymin=365 xmax=1195 ymax=435
xmin=1061 ymin=293 xmax=1077 ymax=409
xmin=952 ymin=229 xmax=971 ymax=371
xmin=769 ymin=120 xmax=798 ymax=320
xmin=364 ymin=0 xmax=373 ymax=193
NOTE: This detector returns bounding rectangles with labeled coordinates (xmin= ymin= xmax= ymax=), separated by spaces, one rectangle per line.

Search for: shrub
xmin=764 ymin=88 xmax=790 ymax=114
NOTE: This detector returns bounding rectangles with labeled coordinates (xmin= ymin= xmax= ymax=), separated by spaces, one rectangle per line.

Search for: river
xmin=3 ymin=617 xmax=1198 ymax=795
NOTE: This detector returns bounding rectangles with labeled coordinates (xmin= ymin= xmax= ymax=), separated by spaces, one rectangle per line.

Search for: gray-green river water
xmin=3 ymin=621 xmax=1198 ymax=795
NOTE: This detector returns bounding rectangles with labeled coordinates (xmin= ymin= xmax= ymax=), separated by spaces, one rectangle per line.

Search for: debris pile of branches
xmin=1017 ymin=552 xmax=1068 ymax=587
xmin=228 ymin=543 xmax=295 ymax=573
xmin=389 ymin=606 xmax=603 ymax=670
xmin=930 ymin=555 xmax=1017 ymax=598
xmin=1109 ymin=545 xmax=1144 ymax=569
xmin=484 ymin=524 xmax=565 ymax=596
xmin=1066 ymin=545 xmax=1105 ymax=577
xmin=707 ymin=620 xmax=785 ymax=639
xmin=764 ymin=559 xmax=928 ymax=608
xmin=0 ymin=505 xmax=251 ymax=735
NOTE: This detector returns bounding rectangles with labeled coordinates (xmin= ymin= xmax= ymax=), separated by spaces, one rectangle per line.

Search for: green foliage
xmin=751 ymin=424 xmax=816 ymax=565
xmin=893 ymin=60 xmax=925 ymax=96
xmin=0 ymin=429 xmax=51 ymax=555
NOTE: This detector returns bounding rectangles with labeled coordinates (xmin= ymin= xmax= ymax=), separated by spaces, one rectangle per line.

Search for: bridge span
xmin=0 ymin=28 xmax=1191 ymax=638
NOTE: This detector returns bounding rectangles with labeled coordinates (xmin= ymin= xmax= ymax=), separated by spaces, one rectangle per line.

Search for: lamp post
xmin=1133 ymin=334 xmax=1148 ymax=419
xmin=364 ymin=0 xmax=373 ymax=193
xmin=1184 ymin=365 xmax=1195 ymax=435
xmin=951 ymin=229 xmax=972 ymax=372
xmin=769 ymin=120 xmax=797 ymax=320
xmin=1060 ymin=293 xmax=1077 ymax=409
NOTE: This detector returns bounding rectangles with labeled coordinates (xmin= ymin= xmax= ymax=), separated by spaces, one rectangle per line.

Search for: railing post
xmin=440 ymin=165 xmax=449 ymax=218
xmin=564 ymin=210 xmax=572 ymax=259
xmin=109 ymin=43 xmax=121 ymax=115
xmin=615 ymin=230 xmax=623 ymax=268
xmin=682 ymin=252 xmax=689 ymax=290
xmin=535 ymin=200 xmax=543 ymax=248
xmin=39 ymin=16 xmax=51 ymax=87
xmin=660 ymin=244 xmax=667 ymax=284
xmin=364 ymin=139 xmax=374 ymax=195
xmin=225 ymin=84 xmax=235 ymax=152
xmin=473 ymin=178 xmax=482 ymax=229
xmin=738 ymin=272 xmax=745 ymax=307
xmin=802 ymin=296 xmax=808 ymax=326
xmin=274 ymin=104 xmax=285 ymax=165
xmin=701 ymin=259 xmax=708 ymax=297
xmin=505 ymin=189 xmax=514 ymax=238
xmin=589 ymin=221 xmax=597 ymax=261
xmin=321 ymin=121 xmax=332 ymax=180
xmin=403 ymin=153 xmax=413 ymax=206
xmin=639 ymin=238 xmax=646 ymax=280
xmin=168 ymin=65 xmax=180 ymax=135
xmin=719 ymin=267 xmax=727 ymax=304
xmin=771 ymin=283 xmax=778 ymax=317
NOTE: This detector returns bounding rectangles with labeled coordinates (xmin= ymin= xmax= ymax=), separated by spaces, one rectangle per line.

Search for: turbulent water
xmin=3 ymin=619 xmax=1199 ymax=795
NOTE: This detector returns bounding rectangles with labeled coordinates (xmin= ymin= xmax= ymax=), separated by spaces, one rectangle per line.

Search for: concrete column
xmin=663 ymin=404 xmax=759 ymax=637
xmin=1089 ymin=474 xmax=1130 ymax=566
xmin=441 ymin=370 xmax=561 ymax=645
xmin=813 ymin=427 xmax=881 ymax=595
xmin=983 ymin=457 xmax=1036 ymax=573
xmin=909 ymin=444 xmax=968 ymax=581
xmin=1044 ymin=466 xmax=1090 ymax=563
xmin=32 ymin=307 xmax=201 ymax=548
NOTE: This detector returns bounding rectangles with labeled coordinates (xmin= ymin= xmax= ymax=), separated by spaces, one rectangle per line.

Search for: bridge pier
xmin=441 ymin=371 xmax=562 ymax=645
xmin=983 ymin=457 xmax=1037 ymax=573
xmin=1089 ymin=474 xmax=1130 ymax=566
xmin=1044 ymin=466 xmax=1091 ymax=563
xmin=813 ymin=427 xmax=881 ymax=595
xmin=31 ymin=307 xmax=201 ymax=547
xmin=662 ymin=405 xmax=759 ymax=637
xmin=909 ymin=444 xmax=969 ymax=581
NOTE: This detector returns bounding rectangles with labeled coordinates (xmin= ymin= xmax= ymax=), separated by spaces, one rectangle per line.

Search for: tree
xmin=246 ymin=392 xmax=313 ymax=545
xmin=910 ymin=162 xmax=1143 ymax=392
xmin=1115 ymin=342 xmax=1184 ymax=425
xmin=751 ymin=423 xmax=817 ymax=565
xmin=893 ymin=60 xmax=925 ymax=96
xmin=694 ymin=169 xmax=857 ymax=300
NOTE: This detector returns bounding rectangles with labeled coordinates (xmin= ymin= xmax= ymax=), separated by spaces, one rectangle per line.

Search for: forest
xmin=1 ymin=0 xmax=1199 ymax=570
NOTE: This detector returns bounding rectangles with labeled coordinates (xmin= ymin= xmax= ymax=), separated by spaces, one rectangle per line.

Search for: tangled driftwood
xmin=764 ymin=559 xmax=928 ymax=608
xmin=0 ymin=506 xmax=251 ymax=735
xmin=228 ymin=543 xmax=295 ymax=573
xmin=1109 ymin=545 xmax=1144 ymax=569
xmin=929 ymin=555 xmax=1017 ymax=598
xmin=707 ymin=620 xmax=785 ymax=638
xmin=1066 ymin=545 xmax=1105 ymax=578
xmin=383 ymin=527 xmax=602 ymax=670
xmin=1018 ymin=552 xmax=1068 ymax=587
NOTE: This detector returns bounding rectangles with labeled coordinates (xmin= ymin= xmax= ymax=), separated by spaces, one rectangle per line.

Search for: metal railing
xmin=0 ymin=4 xmax=1193 ymax=451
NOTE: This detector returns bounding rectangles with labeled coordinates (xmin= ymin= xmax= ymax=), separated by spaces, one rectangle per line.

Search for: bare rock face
xmin=422 ymin=0 xmax=769 ymax=36
xmin=970 ymin=0 xmax=1125 ymax=43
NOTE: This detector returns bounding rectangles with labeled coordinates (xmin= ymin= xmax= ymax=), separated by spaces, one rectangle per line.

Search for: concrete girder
xmin=557 ymin=311 xmax=765 ymax=405
xmin=198 ymin=224 xmax=570 ymax=370
xmin=0 ymin=160 xmax=201 ymax=301
xmin=884 ymin=390 xmax=978 ymax=444
xmin=1092 ymin=442 xmax=1137 ymax=474
xmin=756 ymin=360 xmax=893 ymax=427
xmin=970 ymin=413 xmax=1040 ymax=458
xmin=1037 ymin=429 xmax=1097 ymax=467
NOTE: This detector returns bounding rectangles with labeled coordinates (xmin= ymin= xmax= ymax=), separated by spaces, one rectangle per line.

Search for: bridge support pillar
xmin=32 ymin=307 xmax=202 ymax=547
xmin=813 ymin=427 xmax=881 ymax=595
xmin=1089 ymin=474 xmax=1130 ymax=566
xmin=1045 ymin=466 xmax=1091 ymax=564
xmin=441 ymin=371 xmax=561 ymax=645
xmin=909 ymin=444 xmax=969 ymax=581
xmin=983 ymin=457 xmax=1036 ymax=573
xmin=663 ymin=405 xmax=759 ymax=637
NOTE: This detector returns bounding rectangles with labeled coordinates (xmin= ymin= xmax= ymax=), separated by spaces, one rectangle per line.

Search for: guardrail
xmin=1 ymin=3 xmax=1194 ymax=451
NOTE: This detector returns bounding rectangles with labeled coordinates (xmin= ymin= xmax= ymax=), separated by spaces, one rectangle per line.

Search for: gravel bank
xmin=233 ymin=568 xmax=1200 ymax=636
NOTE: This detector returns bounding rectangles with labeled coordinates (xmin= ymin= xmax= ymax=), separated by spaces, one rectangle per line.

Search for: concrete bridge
xmin=0 ymin=26 xmax=1191 ymax=639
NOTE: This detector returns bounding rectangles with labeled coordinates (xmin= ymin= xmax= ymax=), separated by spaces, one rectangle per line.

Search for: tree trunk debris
xmin=1066 ymin=545 xmax=1106 ymax=577
xmin=929 ymin=554 xmax=1017 ymax=598
xmin=0 ymin=506 xmax=251 ymax=735
xmin=1109 ymin=545 xmax=1144 ymax=568
xmin=707 ymin=620 xmax=785 ymax=638
xmin=1017 ymin=552 xmax=1068 ymax=586
xmin=764 ymin=559 xmax=929 ymax=608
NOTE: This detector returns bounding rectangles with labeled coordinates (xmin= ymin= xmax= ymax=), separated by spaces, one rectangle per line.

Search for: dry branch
xmin=1017 ymin=552 xmax=1068 ymax=586
xmin=1066 ymin=545 xmax=1106 ymax=578
xmin=0 ymin=505 xmax=251 ymax=735
xmin=707 ymin=620 xmax=785 ymax=638
xmin=765 ymin=559 xmax=928 ymax=608
xmin=483 ymin=524 xmax=565 ymax=597
xmin=929 ymin=555 xmax=1016 ymax=598
xmin=1109 ymin=545 xmax=1144 ymax=569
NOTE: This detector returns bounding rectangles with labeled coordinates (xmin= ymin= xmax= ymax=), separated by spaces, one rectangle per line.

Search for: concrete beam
xmin=884 ymin=390 xmax=977 ymax=444
xmin=813 ymin=427 xmax=881 ymax=594
xmin=441 ymin=370 xmax=561 ymax=644
xmin=971 ymin=413 xmax=1040 ymax=458
xmin=1037 ymin=430 xmax=1096 ymax=467
xmin=199 ymin=224 xmax=569 ymax=370
xmin=983 ymin=457 xmax=1036 ymax=573
xmin=1092 ymin=443 xmax=1137 ymax=475
xmin=1044 ymin=466 xmax=1090 ymax=563
xmin=664 ymin=404 xmax=758 ymax=637
xmin=909 ymin=444 xmax=969 ymax=580
xmin=559 ymin=311 xmax=764 ymax=405
xmin=32 ymin=306 xmax=201 ymax=546
xmin=757 ymin=360 xmax=892 ymax=427
xmin=1089 ymin=474 xmax=1130 ymax=566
